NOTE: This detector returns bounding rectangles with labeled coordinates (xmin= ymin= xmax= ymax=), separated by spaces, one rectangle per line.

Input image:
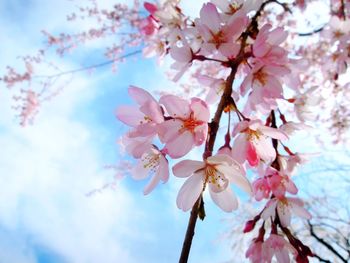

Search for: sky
xmin=0 ymin=1 xmax=348 ymax=263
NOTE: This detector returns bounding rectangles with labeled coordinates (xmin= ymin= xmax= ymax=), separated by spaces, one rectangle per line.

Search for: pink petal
xmin=200 ymin=3 xmax=221 ymax=33
xmin=261 ymin=199 xmax=277 ymax=220
xmin=247 ymin=141 xmax=259 ymax=166
xmin=159 ymin=95 xmax=190 ymax=119
xmin=277 ymin=202 xmax=292 ymax=227
xmin=122 ymin=135 xmax=152 ymax=158
xmin=172 ymin=160 xmax=204 ymax=178
xmin=128 ymin=86 xmax=156 ymax=105
xmin=176 ymin=173 xmax=204 ymax=211
xmin=165 ymin=131 xmax=194 ymax=158
xmin=143 ymin=168 xmax=162 ymax=195
xmin=194 ymin=123 xmax=208 ymax=146
xmin=159 ymin=156 xmax=169 ymax=183
xmin=144 ymin=2 xmax=157 ymax=14
xmin=116 ymin=106 xmax=144 ymax=127
xmin=131 ymin=160 xmax=151 ymax=181
xmin=253 ymin=136 xmax=276 ymax=164
xmin=232 ymin=134 xmax=248 ymax=164
xmin=190 ymin=98 xmax=210 ymax=122
xmin=289 ymin=198 xmax=312 ymax=219
xmin=170 ymin=45 xmax=192 ymax=63
xmin=219 ymin=43 xmax=240 ymax=58
xmin=269 ymin=27 xmax=288 ymax=45
xmin=259 ymin=126 xmax=288 ymax=140
xmin=139 ymin=100 xmax=164 ymax=124
xmin=209 ymin=186 xmax=238 ymax=212
xmin=157 ymin=119 xmax=183 ymax=143
xmin=129 ymin=123 xmax=157 ymax=137
xmin=275 ymin=250 xmax=290 ymax=263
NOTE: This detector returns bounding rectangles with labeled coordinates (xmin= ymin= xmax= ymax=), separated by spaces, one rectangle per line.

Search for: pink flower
xmin=246 ymin=240 xmax=269 ymax=263
xmin=120 ymin=133 xmax=153 ymax=158
xmin=131 ymin=147 xmax=169 ymax=195
xmin=264 ymin=234 xmax=297 ymax=263
xmin=253 ymin=24 xmax=288 ymax=66
xmin=241 ymin=63 xmax=290 ymax=113
xmin=261 ymin=197 xmax=312 ymax=227
xmin=139 ymin=3 xmax=159 ymax=36
xmin=195 ymin=3 xmax=247 ymax=58
xmin=232 ymin=120 xmax=288 ymax=166
xmin=252 ymin=177 xmax=270 ymax=201
xmin=158 ymin=95 xmax=209 ymax=158
xmin=173 ymin=155 xmax=252 ymax=212
xmin=267 ymin=167 xmax=298 ymax=198
xmin=169 ymin=44 xmax=194 ymax=81
xmin=116 ymin=86 xmax=164 ymax=138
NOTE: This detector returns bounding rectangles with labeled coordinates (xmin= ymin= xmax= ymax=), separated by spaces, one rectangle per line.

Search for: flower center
xmin=245 ymin=128 xmax=263 ymax=141
xmin=179 ymin=114 xmax=202 ymax=133
xmin=205 ymin=164 xmax=228 ymax=191
xmin=253 ymin=69 xmax=268 ymax=86
xmin=209 ymin=31 xmax=226 ymax=48
xmin=142 ymin=153 xmax=160 ymax=173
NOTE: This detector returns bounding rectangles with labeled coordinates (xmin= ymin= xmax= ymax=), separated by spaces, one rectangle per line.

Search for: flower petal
xmin=259 ymin=126 xmax=288 ymax=140
xmin=200 ymin=3 xmax=221 ymax=33
xmin=115 ymin=106 xmax=144 ymax=127
xmin=159 ymin=95 xmax=190 ymax=119
xmin=176 ymin=173 xmax=204 ymax=211
xmin=128 ymin=85 xmax=156 ymax=105
xmin=209 ymin=186 xmax=238 ymax=212
xmin=173 ymin=160 xmax=204 ymax=178
xmin=277 ymin=202 xmax=292 ymax=227
xmin=190 ymin=98 xmax=210 ymax=122
xmin=165 ymin=131 xmax=194 ymax=158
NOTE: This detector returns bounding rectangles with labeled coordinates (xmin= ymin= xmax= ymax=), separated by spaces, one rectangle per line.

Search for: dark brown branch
xmin=312 ymin=253 xmax=332 ymax=263
xmin=298 ymin=26 xmax=325 ymax=37
xmin=307 ymin=220 xmax=347 ymax=262
xmin=179 ymin=196 xmax=202 ymax=263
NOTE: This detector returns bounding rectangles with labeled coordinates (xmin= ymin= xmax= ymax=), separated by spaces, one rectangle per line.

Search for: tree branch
xmin=307 ymin=220 xmax=347 ymax=262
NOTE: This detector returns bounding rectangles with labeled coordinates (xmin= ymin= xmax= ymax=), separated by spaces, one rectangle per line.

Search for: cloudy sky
xmin=0 ymin=1 xmax=348 ymax=263
xmin=0 ymin=0 xmax=238 ymax=262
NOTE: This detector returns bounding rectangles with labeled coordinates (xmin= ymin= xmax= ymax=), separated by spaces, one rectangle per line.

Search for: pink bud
xmin=243 ymin=220 xmax=256 ymax=233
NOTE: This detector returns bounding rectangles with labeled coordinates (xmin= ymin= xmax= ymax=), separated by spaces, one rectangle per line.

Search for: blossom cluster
xmin=114 ymin=1 xmax=325 ymax=262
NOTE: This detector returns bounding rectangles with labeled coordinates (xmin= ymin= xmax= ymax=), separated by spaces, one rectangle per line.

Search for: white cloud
xmin=0 ymin=1 xmax=148 ymax=261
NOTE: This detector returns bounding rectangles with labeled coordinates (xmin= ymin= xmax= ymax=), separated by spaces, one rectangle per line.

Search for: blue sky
xmin=0 ymin=1 xmax=349 ymax=263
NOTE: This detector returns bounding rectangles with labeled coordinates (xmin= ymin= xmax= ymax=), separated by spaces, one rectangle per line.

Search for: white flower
xmin=173 ymin=155 xmax=252 ymax=212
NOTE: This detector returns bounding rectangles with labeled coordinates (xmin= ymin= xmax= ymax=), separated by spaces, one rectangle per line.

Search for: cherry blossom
xmin=173 ymin=155 xmax=252 ymax=212
xmin=261 ymin=197 xmax=312 ymax=227
xmin=131 ymin=147 xmax=169 ymax=195
xmin=158 ymin=95 xmax=209 ymax=158
xmin=116 ymin=86 xmax=164 ymax=138
xmin=264 ymin=234 xmax=297 ymax=263
xmin=232 ymin=120 xmax=288 ymax=166
xmin=245 ymin=240 xmax=268 ymax=263
xmin=195 ymin=3 xmax=248 ymax=58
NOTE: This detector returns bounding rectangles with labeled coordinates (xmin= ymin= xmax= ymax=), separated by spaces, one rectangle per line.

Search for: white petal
xmin=176 ymin=174 xmax=204 ymax=211
xmin=209 ymin=186 xmax=238 ymax=212
xmin=261 ymin=199 xmax=277 ymax=220
xmin=277 ymin=202 xmax=292 ymax=227
xmin=289 ymin=198 xmax=312 ymax=220
xmin=259 ymin=126 xmax=288 ymax=140
xmin=172 ymin=160 xmax=204 ymax=178
xmin=253 ymin=136 xmax=276 ymax=164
